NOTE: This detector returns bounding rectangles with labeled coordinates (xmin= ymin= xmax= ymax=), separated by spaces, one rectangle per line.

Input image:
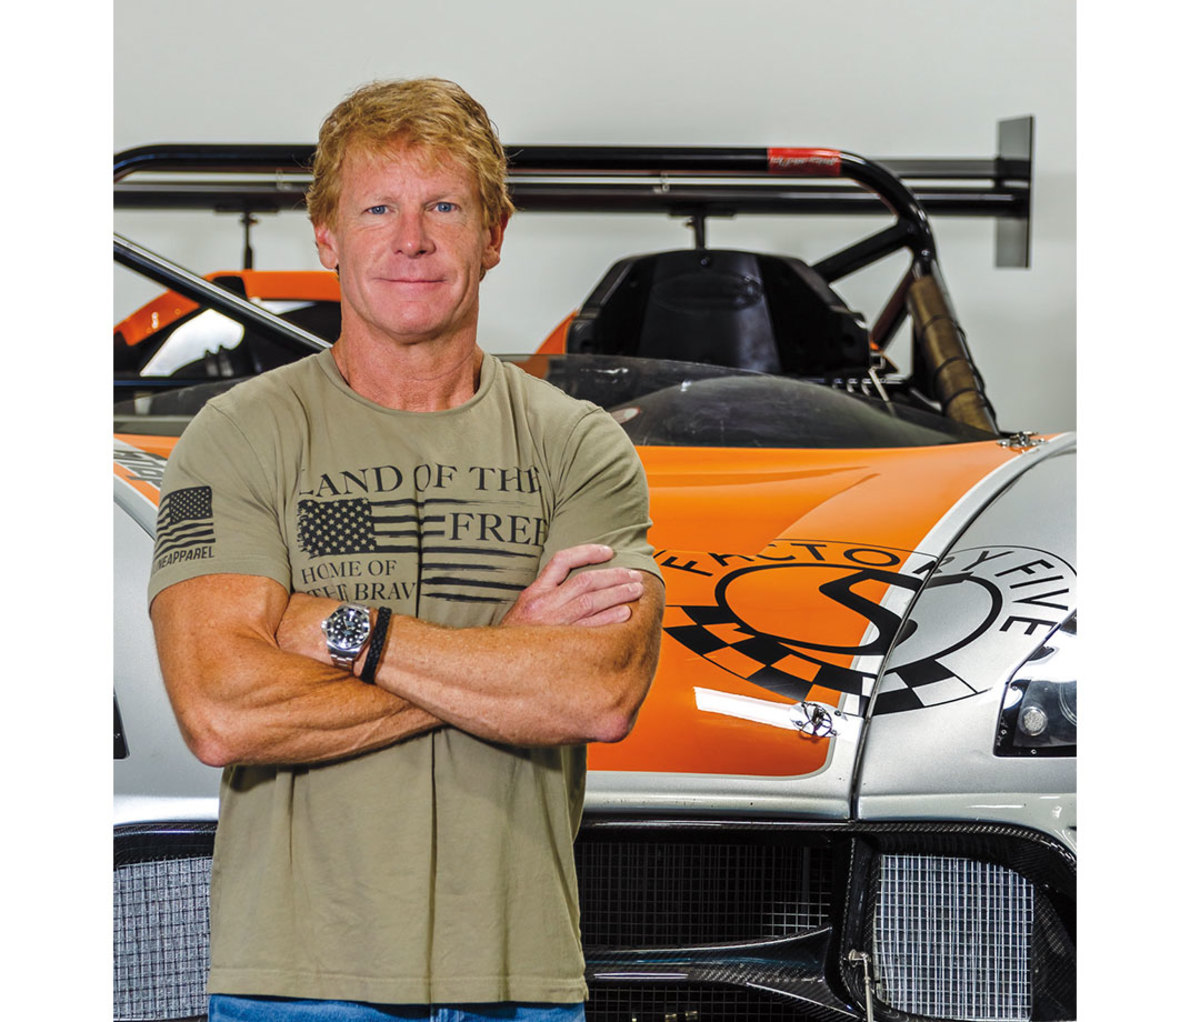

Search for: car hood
xmin=115 ymin=429 xmax=1061 ymax=804
xmin=589 ymin=440 xmax=1044 ymax=782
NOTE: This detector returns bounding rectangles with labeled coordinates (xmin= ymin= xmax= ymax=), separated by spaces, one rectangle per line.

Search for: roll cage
xmin=114 ymin=117 xmax=1034 ymax=435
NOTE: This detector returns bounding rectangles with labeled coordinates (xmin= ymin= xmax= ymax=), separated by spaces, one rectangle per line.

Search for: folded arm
xmin=152 ymin=545 xmax=663 ymax=765
xmin=150 ymin=573 xmax=443 ymax=768
xmin=277 ymin=544 xmax=664 ymax=747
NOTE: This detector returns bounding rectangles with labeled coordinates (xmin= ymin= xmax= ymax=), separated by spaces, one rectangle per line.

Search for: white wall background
xmin=114 ymin=0 xmax=1076 ymax=431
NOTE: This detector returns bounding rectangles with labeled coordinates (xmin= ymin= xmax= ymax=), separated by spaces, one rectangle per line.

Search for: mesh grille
xmin=113 ymin=854 xmax=211 ymax=1021
xmin=586 ymin=982 xmax=820 ymax=1021
xmin=576 ymin=836 xmax=833 ymax=949
xmin=872 ymin=854 xmax=1034 ymax=1021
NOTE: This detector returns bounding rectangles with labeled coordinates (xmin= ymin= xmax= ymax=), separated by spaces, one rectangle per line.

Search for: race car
xmin=113 ymin=129 xmax=1075 ymax=1022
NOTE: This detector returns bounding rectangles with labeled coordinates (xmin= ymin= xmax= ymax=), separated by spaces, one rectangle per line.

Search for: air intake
xmin=113 ymin=824 xmax=214 ymax=1021
xmin=872 ymin=854 xmax=1034 ymax=1021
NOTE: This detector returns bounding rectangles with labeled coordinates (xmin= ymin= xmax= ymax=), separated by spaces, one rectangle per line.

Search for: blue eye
xmin=434 ymin=201 xmax=457 ymax=213
xmin=366 ymin=205 xmax=388 ymax=215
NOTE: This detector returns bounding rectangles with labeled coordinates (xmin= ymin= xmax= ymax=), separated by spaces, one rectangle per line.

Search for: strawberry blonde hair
xmin=307 ymin=78 xmax=514 ymax=230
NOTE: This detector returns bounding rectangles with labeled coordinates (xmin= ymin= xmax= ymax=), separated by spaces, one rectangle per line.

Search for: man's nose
xmin=395 ymin=211 xmax=433 ymax=256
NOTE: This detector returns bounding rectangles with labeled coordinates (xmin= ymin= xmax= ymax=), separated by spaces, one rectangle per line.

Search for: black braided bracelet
xmin=360 ymin=607 xmax=392 ymax=685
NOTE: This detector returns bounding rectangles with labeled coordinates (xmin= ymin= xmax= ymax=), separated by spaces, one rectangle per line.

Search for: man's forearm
xmin=182 ymin=644 xmax=442 ymax=766
xmin=368 ymin=601 xmax=662 ymax=745
xmin=151 ymin=574 xmax=443 ymax=768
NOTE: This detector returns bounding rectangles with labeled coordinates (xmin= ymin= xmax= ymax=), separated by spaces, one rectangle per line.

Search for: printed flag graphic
xmin=154 ymin=486 xmax=215 ymax=560
xmin=296 ymin=496 xmax=539 ymax=604
xmin=298 ymin=497 xmax=426 ymax=558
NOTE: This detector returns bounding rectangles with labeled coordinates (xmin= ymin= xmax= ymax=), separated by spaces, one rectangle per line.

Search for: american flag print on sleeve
xmin=153 ymin=485 xmax=216 ymax=570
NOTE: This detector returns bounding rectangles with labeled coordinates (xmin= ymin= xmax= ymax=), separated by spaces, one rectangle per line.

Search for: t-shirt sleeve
xmin=147 ymin=402 xmax=292 ymax=605
xmin=542 ymin=408 xmax=661 ymax=581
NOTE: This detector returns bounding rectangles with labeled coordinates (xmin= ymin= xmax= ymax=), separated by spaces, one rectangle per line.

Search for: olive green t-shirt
xmin=147 ymin=350 xmax=659 ymax=1004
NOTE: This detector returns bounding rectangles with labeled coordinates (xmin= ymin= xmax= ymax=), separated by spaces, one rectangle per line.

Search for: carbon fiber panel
xmin=586 ymin=982 xmax=854 ymax=1022
xmin=835 ymin=827 xmax=1075 ymax=1022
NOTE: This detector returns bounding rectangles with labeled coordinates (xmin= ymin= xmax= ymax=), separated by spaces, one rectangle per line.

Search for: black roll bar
xmin=114 ymin=119 xmax=1033 ymax=267
xmin=113 ymin=234 xmax=329 ymax=356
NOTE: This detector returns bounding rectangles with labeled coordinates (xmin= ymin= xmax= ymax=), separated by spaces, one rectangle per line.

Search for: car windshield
xmin=114 ymin=353 xmax=993 ymax=448
xmin=505 ymin=355 xmax=993 ymax=447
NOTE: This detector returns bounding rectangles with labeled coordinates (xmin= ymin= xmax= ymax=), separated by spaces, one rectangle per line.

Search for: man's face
xmin=314 ymin=142 xmax=505 ymax=350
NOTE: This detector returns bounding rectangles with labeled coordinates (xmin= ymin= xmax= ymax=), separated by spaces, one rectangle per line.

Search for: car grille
xmin=576 ymin=829 xmax=835 ymax=948
xmin=585 ymin=982 xmax=830 ymax=1021
xmin=112 ymin=820 xmax=1073 ymax=1022
xmin=113 ymin=826 xmax=213 ymax=1022
xmin=872 ymin=854 xmax=1034 ymax=1021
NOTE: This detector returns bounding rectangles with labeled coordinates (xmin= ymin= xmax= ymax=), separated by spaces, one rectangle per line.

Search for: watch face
xmin=325 ymin=605 xmax=371 ymax=653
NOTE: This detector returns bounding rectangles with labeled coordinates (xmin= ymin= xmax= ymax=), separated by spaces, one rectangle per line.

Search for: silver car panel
xmin=113 ymin=496 xmax=222 ymax=820
xmin=586 ymin=711 xmax=863 ymax=817
xmin=856 ymin=444 xmax=1076 ymax=847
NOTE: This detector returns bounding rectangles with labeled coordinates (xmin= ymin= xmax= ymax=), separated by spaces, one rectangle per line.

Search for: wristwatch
xmin=321 ymin=602 xmax=373 ymax=670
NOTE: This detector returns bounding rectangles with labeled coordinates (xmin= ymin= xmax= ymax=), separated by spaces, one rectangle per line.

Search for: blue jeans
xmin=208 ymin=996 xmax=586 ymax=1022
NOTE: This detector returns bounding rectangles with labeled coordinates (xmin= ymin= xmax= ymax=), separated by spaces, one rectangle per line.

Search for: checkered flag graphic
xmin=665 ymin=603 xmax=873 ymax=716
xmin=871 ymin=651 xmax=988 ymax=714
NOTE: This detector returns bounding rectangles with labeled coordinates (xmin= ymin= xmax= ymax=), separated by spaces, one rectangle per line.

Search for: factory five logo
xmin=874 ymin=545 xmax=1075 ymax=714
xmin=656 ymin=540 xmax=1075 ymax=716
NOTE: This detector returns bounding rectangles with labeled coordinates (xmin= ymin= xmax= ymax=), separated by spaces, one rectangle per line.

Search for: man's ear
xmin=314 ymin=221 xmax=339 ymax=271
xmin=481 ymin=214 xmax=508 ymax=273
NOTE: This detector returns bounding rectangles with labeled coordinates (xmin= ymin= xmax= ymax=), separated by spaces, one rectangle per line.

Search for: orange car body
xmin=114 ymin=289 xmax=1058 ymax=788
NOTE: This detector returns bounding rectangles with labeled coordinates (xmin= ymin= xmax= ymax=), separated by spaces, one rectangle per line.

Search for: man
xmin=149 ymin=78 xmax=664 ymax=1022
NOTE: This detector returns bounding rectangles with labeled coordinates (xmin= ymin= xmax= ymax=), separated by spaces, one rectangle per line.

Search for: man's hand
xmin=501 ymin=544 xmax=646 ymax=628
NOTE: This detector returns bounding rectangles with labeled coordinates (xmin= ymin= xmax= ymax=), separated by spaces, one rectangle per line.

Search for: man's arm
xmin=385 ymin=574 xmax=663 ymax=745
xmin=152 ymin=545 xmax=660 ymax=766
xmin=150 ymin=573 xmax=442 ymax=768
xmin=276 ymin=545 xmax=665 ymax=747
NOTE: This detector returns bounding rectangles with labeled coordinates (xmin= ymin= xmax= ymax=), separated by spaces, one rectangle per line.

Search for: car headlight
xmin=995 ymin=613 xmax=1076 ymax=756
